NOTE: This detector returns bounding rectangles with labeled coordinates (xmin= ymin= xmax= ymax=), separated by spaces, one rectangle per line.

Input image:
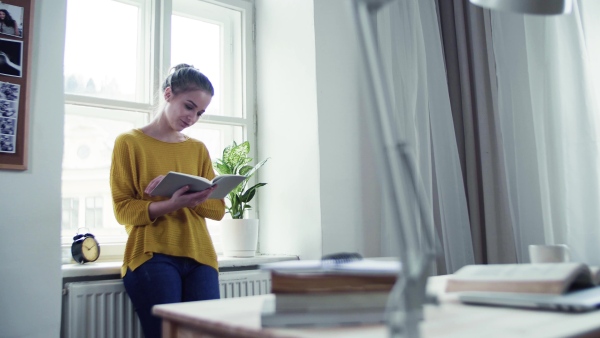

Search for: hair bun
xmin=162 ymin=63 xmax=214 ymax=96
xmin=172 ymin=63 xmax=194 ymax=72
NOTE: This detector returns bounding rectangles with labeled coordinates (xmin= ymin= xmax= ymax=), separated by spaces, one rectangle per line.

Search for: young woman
xmin=0 ymin=9 xmax=18 ymax=36
xmin=110 ymin=64 xmax=225 ymax=338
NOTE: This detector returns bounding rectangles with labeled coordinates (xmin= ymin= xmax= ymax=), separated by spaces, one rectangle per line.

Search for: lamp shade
xmin=469 ymin=0 xmax=572 ymax=15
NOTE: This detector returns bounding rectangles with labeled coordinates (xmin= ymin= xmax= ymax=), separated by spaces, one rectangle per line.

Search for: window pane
xmin=171 ymin=15 xmax=222 ymax=115
xmin=62 ymin=198 xmax=79 ymax=230
xmin=64 ymin=0 xmax=147 ymax=102
xmin=62 ymin=105 xmax=146 ymax=243
xmin=63 ymin=114 xmax=140 ymax=169
xmin=171 ymin=0 xmax=243 ymax=118
xmin=85 ymin=196 xmax=103 ymax=228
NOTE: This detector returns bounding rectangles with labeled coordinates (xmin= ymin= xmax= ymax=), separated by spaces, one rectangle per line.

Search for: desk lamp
xmin=354 ymin=0 xmax=572 ymax=338
xmin=352 ymin=0 xmax=438 ymax=337
xmin=352 ymin=0 xmax=572 ymax=337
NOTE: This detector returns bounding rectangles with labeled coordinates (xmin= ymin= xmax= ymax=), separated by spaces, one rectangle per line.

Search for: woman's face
xmin=163 ymin=87 xmax=212 ymax=132
xmin=0 ymin=12 xmax=6 ymax=20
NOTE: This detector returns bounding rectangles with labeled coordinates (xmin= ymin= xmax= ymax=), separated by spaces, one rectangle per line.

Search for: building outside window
xmin=61 ymin=197 xmax=79 ymax=230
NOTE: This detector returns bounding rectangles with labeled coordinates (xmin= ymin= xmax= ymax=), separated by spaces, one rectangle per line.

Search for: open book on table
xmin=446 ymin=262 xmax=600 ymax=295
xmin=149 ymin=171 xmax=245 ymax=199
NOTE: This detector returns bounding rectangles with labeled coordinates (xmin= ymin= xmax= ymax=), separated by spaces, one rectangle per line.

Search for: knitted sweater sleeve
xmin=110 ymin=134 xmax=153 ymax=227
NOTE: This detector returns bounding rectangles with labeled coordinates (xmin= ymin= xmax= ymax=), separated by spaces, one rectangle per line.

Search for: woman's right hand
xmin=170 ymin=185 xmax=217 ymax=209
xmin=147 ymin=184 xmax=218 ymax=220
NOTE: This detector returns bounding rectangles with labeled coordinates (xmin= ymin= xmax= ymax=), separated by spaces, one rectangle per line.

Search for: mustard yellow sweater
xmin=110 ymin=129 xmax=225 ymax=277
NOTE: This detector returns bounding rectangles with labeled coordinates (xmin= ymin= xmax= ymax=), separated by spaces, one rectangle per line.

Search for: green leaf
xmin=244 ymin=158 xmax=270 ymax=179
xmin=221 ymin=143 xmax=235 ymax=162
xmin=225 ymin=141 xmax=250 ymax=170
xmin=214 ymin=140 xmax=268 ymax=219
xmin=214 ymin=162 xmax=231 ymax=175
xmin=241 ymin=189 xmax=256 ymax=204
xmin=239 ymin=165 xmax=254 ymax=176
xmin=240 ymin=183 xmax=266 ymax=203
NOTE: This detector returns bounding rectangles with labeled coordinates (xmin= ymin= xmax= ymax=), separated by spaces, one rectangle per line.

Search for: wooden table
xmin=153 ymin=276 xmax=600 ymax=338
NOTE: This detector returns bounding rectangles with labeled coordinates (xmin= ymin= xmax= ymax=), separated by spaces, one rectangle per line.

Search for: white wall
xmin=255 ymin=0 xmax=323 ymax=259
xmin=256 ymin=0 xmax=382 ymax=259
xmin=0 ymin=1 xmax=66 ymax=337
xmin=313 ymin=0 xmax=382 ymax=257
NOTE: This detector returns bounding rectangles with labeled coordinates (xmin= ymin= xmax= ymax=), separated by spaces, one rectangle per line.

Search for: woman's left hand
xmin=145 ymin=175 xmax=166 ymax=195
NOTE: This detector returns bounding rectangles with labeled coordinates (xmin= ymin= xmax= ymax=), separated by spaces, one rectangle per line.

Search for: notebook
xmin=458 ymin=285 xmax=600 ymax=313
xmin=259 ymin=252 xmax=401 ymax=275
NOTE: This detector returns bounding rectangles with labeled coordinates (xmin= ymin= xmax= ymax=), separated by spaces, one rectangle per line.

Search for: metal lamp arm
xmin=352 ymin=0 xmax=439 ymax=337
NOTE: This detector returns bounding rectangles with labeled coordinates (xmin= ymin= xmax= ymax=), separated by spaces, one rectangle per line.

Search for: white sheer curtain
xmin=376 ymin=0 xmax=475 ymax=273
xmin=490 ymin=0 xmax=600 ymax=265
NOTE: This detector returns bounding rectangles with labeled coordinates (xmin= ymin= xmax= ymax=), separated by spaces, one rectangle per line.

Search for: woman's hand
xmin=145 ymin=175 xmax=166 ymax=195
xmin=146 ymin=177 xmax=218 ymax=220
xmin=170 ymin=185 xmax=217 ymax=209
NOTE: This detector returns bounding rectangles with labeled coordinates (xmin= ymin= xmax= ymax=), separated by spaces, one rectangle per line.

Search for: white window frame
xmin=61 ymin=0 xmax=256 ymax=259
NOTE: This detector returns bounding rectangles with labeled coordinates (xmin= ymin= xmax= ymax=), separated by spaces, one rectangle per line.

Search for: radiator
xmin=62 ymin=280 xmax=144 ymax=338
xmin=62 ymin=270 xmax=271 ymax=338
xmin=218 ymin=270 xmax=271 ymax=298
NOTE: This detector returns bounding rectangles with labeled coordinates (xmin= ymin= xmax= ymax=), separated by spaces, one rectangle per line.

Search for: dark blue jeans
xmin=123 ymin=253 xmax=220 ymax=338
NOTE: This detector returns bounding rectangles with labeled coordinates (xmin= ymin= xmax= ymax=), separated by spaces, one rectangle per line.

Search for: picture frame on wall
xmin=0 ymin=3 xmax=24 ymax=38
xmin=0 ymin=38 xmax=23 ymax=77
xmin=0 ymin=0 xmax=33 ymax=170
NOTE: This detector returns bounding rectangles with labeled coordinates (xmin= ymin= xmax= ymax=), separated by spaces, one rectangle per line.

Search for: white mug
xmin=528 ymin=244 xmax=570 ymax=263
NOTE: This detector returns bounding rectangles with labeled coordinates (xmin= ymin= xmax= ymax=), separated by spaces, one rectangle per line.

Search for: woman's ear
xmin=164 ymin=87 xmax=172 ymax=102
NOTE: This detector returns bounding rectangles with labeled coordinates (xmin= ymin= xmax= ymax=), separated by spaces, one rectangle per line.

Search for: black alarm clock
xmin=71 ymin=231 xmax=100 ymax=264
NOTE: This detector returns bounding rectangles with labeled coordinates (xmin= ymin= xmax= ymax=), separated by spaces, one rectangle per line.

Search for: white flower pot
xmin=221 ymin=219 xmax=259 ymax=257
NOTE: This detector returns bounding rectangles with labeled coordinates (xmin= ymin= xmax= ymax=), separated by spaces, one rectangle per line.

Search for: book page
xmin=451 ymin=263 xmax=586 ymax=282
xmin=446 ymin=263 xmax=592 ymax=294
xmin=208 ymin=175 xmax=246 ymax=199
xmin=150 ymin=171 xmax=212 ymax=197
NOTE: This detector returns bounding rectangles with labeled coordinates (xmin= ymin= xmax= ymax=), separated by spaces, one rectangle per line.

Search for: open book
xmin=149 ymin=171 xmax=245 ymax=199
xmin=446 ymin=263 xmax=600 ymax=295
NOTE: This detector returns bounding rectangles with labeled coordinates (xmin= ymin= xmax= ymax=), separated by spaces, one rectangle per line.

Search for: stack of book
xmin=259 ymin=253 xmax=401 ymax=328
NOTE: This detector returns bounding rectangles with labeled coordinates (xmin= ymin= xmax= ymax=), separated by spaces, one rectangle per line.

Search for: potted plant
xmin=214 ymin=141 xmax=268 ymax=257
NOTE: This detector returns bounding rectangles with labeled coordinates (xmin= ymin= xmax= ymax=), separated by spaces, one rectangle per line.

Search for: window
xmin=61 ymin=198 xmax=79 ymax=230
xmin=85 ymin=196 xmax=104 ymax=228
xmin=61 ymin=0 xmax=255 ymax=254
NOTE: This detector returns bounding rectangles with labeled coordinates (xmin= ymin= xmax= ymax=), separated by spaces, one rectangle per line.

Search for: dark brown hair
xmin=162 ymin=64 xmax=214 ymax=96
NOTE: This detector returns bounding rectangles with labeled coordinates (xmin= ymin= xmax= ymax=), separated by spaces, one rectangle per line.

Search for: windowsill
xmin=61 ymin=253 xmax=299 ymax=279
